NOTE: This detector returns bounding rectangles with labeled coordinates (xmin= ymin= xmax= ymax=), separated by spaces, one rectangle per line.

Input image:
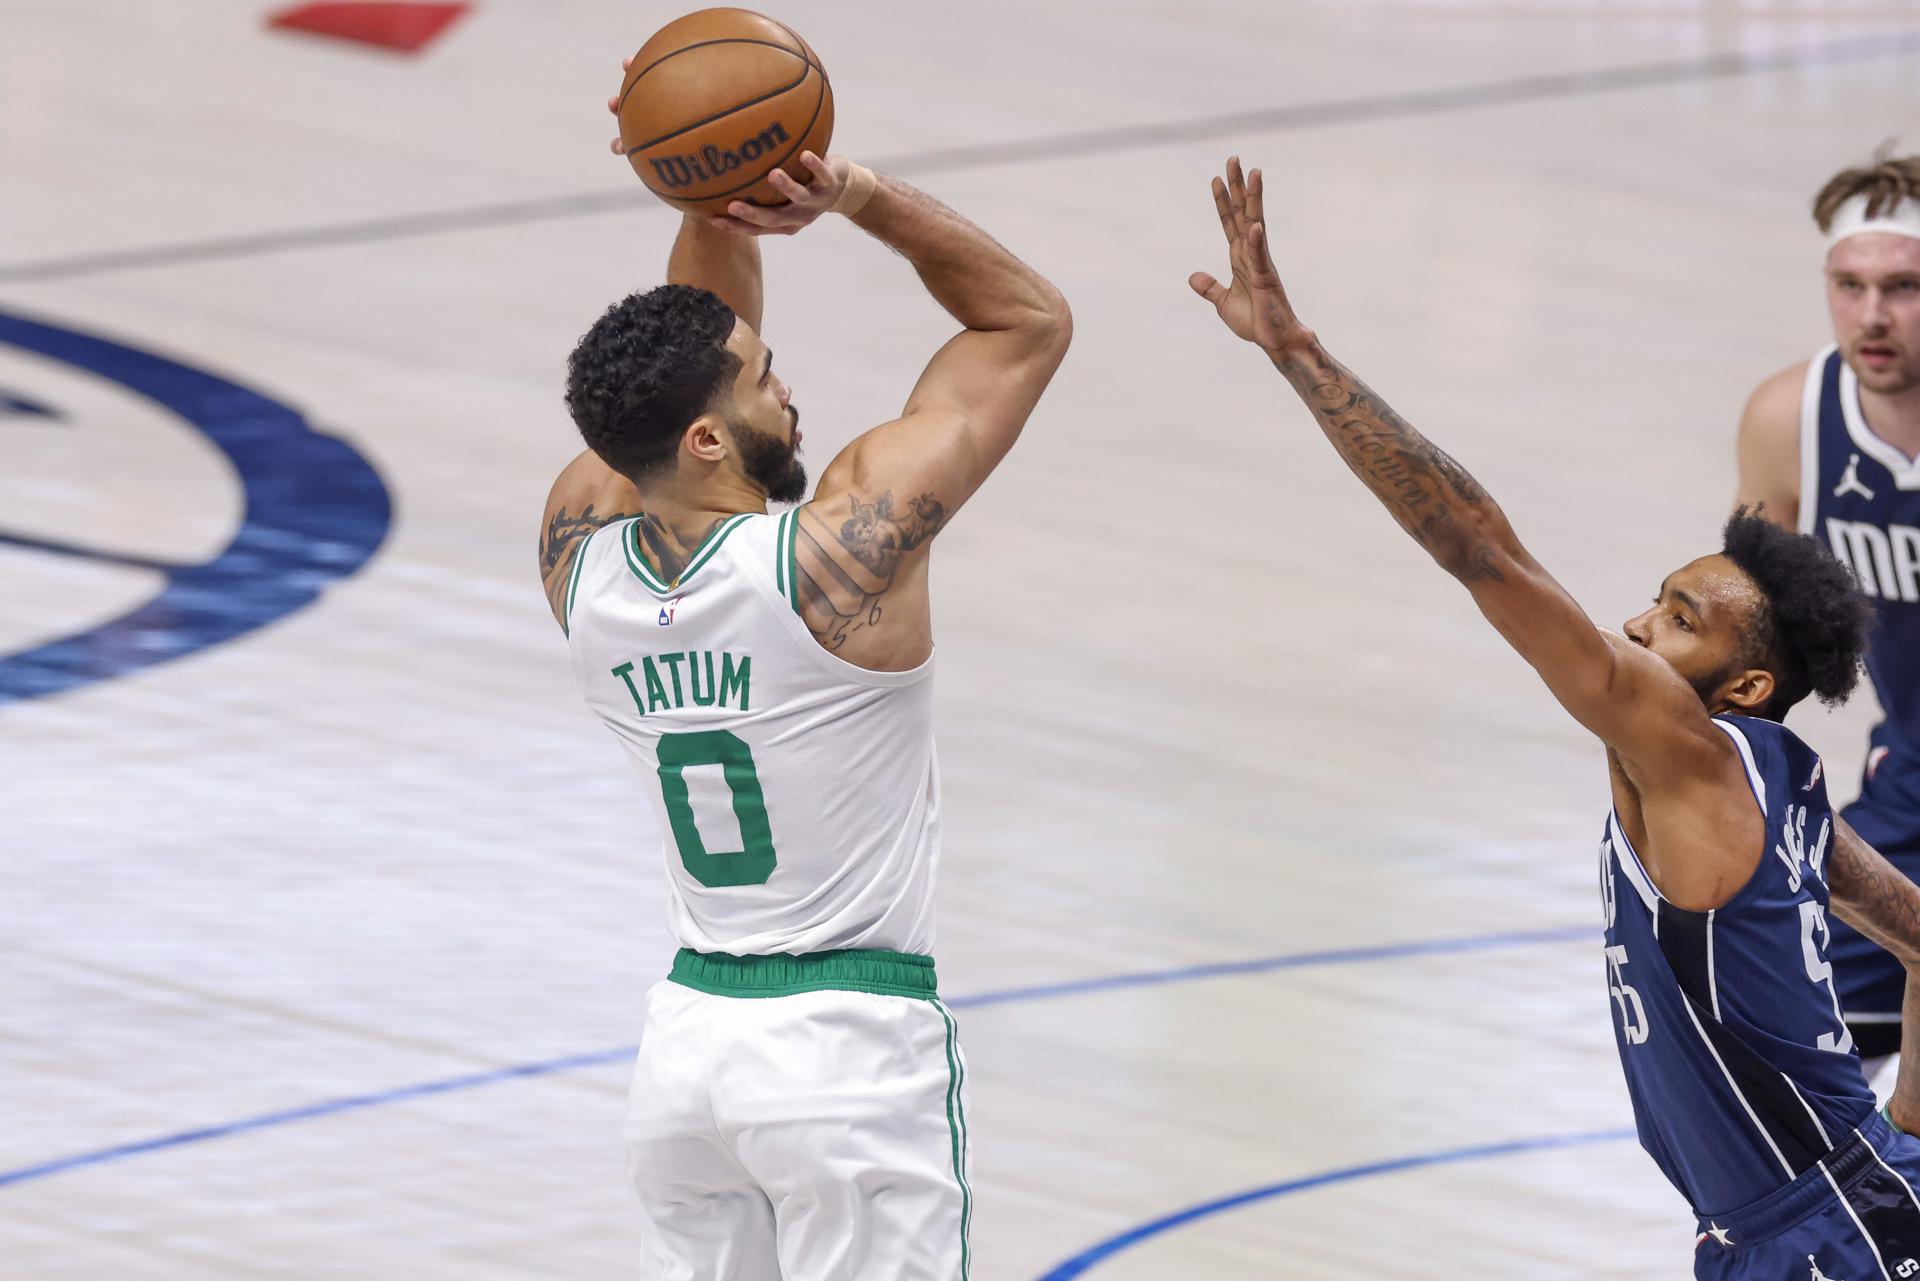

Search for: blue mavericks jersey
xmin=1803 ymin=344 xmax=1920 ymax=821
xmin=1602 ymin=715 xmax=1875 ymax=1218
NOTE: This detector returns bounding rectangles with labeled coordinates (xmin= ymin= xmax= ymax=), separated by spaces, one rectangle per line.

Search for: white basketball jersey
xmin=565 ymin=509 xmax=940 ymax=956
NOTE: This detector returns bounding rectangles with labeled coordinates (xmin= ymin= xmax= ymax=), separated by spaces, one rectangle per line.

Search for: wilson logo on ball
xmin=649 ymin=123 xmax=793 ymax=190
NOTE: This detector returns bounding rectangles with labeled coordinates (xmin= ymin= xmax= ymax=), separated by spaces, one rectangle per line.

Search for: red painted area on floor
xmin=267 ymin=3 xmax=470 ymax=54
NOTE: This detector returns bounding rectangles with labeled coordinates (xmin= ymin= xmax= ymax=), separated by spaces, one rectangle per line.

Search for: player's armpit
xmin=1828 ymin=816 xmax=1920 ymax=967
xmin=1734 ymin=362 xmax=1807 ymax=529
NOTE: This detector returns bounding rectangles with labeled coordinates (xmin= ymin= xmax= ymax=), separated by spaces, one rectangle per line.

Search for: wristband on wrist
xmin=831 ymin=163 xmax=878 ymax=217
xmin=1884 ymin=1102 xmax=1908 ymax=1136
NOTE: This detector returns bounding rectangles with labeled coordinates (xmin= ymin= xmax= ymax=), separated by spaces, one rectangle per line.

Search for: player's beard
xmin=1686 ymin=652 xmax=1771 ymax=717
xmin=732 ymin=408 xmax=807 ymax=504
xmin=1686 ymin=664 xmax=1732 ymax=710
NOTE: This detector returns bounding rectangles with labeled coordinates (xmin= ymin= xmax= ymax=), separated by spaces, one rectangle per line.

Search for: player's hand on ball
xmin=606 ymin=54 xmax=634 ymax=156
xmin=1189 ymin=157 xmax=1314 ymax=355
xmin=709 ymin=152 xmax=851 ymax=237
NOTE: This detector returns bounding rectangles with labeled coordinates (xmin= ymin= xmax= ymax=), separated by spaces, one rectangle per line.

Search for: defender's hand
xmin=1189 ymin=157 xmax=1314 ymax=355
xmin=708 ymin=152 xmax=852 ymax=237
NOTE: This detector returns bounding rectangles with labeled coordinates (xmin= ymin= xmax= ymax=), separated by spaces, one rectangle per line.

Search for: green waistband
xmin=669 ymin=947 xmax=938 ymax=1000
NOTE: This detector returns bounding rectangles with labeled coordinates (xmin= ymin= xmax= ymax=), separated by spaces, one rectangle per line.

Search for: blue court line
xmin=1033 ymin=1127 xmax=1638 ymax=1280
xmin=949 ymin=925 xmax=1590 ymax=1010
xmin=0 ymin=308 xmax=391 ymax=704
xmin=0 ymin=924 xmax=1588 ymax=1191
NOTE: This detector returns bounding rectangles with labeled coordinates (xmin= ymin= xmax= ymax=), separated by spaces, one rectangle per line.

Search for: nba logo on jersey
xmin=658 ymin=596 xmax=682 ymax=627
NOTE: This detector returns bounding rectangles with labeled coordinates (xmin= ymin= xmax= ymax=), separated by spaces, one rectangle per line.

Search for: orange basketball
xmin=616 ymin=9 xmax=834 ymax=218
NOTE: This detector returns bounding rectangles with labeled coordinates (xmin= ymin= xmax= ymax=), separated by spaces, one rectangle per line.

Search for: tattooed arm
xmin=1189 ymin=157 xmax=1722 ymax=774
xmin=1827 ymin=817 xmax=1920 ymax=1130
xmin=538 ymin=453 xmax=640 ymax=629
xmin=759 ymin=169 xmax=1070 ymax=669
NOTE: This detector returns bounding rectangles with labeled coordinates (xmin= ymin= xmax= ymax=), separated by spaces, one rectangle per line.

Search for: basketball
xmin=616 ymin=8 xmax=834 ymax=217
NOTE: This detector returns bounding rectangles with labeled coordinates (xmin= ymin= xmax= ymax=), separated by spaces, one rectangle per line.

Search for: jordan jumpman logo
xmin=1834 ymin=453 xmax=1877 ymax=501
xmin=1808 ymin=1254 xmax=1845 ymax=1281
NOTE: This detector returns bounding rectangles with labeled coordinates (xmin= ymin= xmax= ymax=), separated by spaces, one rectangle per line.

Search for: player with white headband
xmin=1738 ymin=146 xmax=1920 ymax=1090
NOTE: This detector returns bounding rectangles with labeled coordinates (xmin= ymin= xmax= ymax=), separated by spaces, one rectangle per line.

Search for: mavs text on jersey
xmin=1801 ymin=346 xmax=1920 ymax=1041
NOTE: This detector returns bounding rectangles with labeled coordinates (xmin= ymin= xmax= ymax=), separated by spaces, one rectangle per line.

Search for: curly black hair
xmin=565 ymin=285 xmax=739 ymax=482
xmin=1721 ymin=506 xmax=1874 ymax=719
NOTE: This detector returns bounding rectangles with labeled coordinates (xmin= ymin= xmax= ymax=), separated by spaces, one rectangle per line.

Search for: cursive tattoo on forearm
xmin=792 ymin=490 xmax=945 ymax=650
xmin=1830 ymin=819 xmax=1920 ymax=967
xmin=1273 ymin=345 xmax=1507 ymax=584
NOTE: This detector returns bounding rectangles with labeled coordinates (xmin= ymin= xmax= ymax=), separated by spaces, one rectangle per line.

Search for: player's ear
xmin=1721 ymin=666 xmax=1776 ymax=715
xmin=683 ymin=414 xmax=728 ymax=465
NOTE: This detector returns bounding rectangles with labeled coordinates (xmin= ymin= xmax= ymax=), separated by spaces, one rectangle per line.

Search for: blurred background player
xmin=531 ymin=80 xmax=1069 ymax=1280
xmin=1737 ymin=147 xmax=1920 ymax=1090
xmin=1193 ymin=153 xmax=1920 ymax=1279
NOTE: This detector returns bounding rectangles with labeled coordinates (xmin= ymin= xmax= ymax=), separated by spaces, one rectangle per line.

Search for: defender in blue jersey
xmin=1192 ymin=155 xmax=1920 ymax=1277
xmin=1740 ymin=150 xmax=1920 ymax=1076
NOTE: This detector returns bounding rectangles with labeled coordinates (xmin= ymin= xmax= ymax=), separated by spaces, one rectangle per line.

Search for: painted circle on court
xmin=0 ymin=308 xmax=391 ymax=704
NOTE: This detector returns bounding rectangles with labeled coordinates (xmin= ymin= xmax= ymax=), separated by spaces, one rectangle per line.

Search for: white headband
xmin=1827 ymin=192 xmax=1920 ymax=246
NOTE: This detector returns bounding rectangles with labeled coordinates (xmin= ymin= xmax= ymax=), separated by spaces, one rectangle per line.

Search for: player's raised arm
xmin=537 ymin=72 xmax=776 ymax=629
xmin=710 ymin=153 xmax=1070 ymax=666
xmin=721 ymin=155 xmax=1072 ymax=520
xmin=1189 ymin=157 xmax=1723 ymax=775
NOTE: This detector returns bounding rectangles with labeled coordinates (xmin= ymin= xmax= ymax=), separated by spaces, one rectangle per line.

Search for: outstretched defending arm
xmin=1826 ymin=818 xmax=1920 ymax=1131
xmin=1188 ymin=158 xmax=1723 ymax=776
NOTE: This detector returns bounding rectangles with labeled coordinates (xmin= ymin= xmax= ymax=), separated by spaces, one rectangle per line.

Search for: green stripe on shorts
xmin=937 ymin=1001 xmax=973 ymax=1280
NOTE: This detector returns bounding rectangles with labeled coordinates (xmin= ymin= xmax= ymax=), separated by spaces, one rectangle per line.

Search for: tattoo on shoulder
xmin=793 ymin=490 xmax=945 ymax=650
xmin=540 ymin=503 xmax=638 ymax=579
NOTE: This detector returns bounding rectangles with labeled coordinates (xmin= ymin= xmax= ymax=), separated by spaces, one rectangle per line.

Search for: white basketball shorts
xmin=625 ymin=949 xmax=974 ymax=1281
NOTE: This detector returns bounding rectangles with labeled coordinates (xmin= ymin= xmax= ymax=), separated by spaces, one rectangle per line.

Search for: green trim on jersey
xmin=561 ymin=526 xmax=598 ymax=637
xmin=771 ymin=507 xmax=802 ymax=613
xmin=937 ymin=1001 xmax=974 ymax=1279
xmin=773 ymin=508 xmax=793 ymax=601
xmin=623 ymin=513 xmax=754 ymax=595
xmin=782 ymin=507 xmax=802 ymax=612
xmin=668 ymin=946 xmax=938 ymax=1000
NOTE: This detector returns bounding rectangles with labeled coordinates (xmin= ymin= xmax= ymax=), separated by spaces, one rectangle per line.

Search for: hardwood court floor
xmin=4 ymin=2 xmax=1918 ymax=1276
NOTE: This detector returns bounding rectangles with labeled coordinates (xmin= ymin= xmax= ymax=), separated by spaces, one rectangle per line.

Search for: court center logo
xmin=0 ymin=308 xmax=391 ymax=704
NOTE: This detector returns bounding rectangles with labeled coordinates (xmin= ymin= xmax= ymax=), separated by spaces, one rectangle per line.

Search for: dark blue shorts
xmin=1694 ymin=1112 xmax=1920 ymax=1279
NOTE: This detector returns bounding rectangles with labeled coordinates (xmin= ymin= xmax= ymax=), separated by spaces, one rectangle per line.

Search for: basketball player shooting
xmin=1737 ymin=149 xmax=1920 ymax=1095
xmin=1193 ymin=155 xmax=1920 ymax=1277
xmin=531 ymin=69 xmax=1069 ymax=1281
